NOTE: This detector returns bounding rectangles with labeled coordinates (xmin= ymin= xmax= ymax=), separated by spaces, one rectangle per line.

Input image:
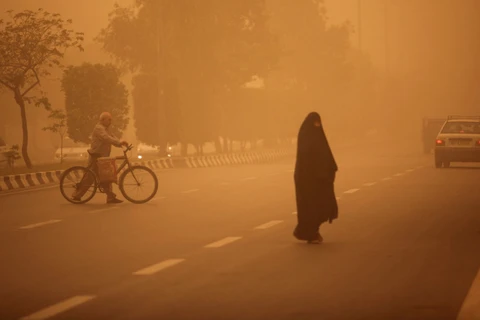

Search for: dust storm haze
xmin=1 ymin=0 xmax=479 ymax=162
xmin=1 ymin=2 xmax=480 ymax=320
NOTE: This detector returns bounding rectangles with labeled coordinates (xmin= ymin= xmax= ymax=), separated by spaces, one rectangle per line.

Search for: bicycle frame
xmin=83 ymin=145 xmax=139 ymax=190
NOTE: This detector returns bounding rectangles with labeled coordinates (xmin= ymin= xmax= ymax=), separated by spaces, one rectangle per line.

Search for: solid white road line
xmin=20 ymin=295 xmax=95 ymax=320
xmin=254 ymin=220 xmax=284 ymax=230
xmin=133 ymin=259 xmax=185 ymax=276
xmin=344 ymin=188 xmax=360 ymax=194
xmin=457 ymin=268 xmax=480 ymax=320
xmin=19 ymin=220 xmax=62 ymax=230
xmin=204 ymin=236 xmax=242 ymax=248
xmin=181 ymin=189 xmax=199 ymax=194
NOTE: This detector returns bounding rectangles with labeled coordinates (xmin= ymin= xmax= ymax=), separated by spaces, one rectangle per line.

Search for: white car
xmin=434 ymin=116 xmax=480 ymax=168
xmin=136 ymin=143 xmax=173 ymax=160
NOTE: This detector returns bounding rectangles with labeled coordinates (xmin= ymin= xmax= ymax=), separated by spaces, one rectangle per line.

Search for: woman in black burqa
xmin=293 ymin=112 xmax=338 ymax=244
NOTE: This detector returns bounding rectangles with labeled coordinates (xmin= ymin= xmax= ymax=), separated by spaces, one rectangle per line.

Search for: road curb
xmin=0 ymin=148 xmax=294 ymax=193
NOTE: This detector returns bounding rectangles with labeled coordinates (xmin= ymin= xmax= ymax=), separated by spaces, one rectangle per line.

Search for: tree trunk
xmin=15 ymin=90 xmax=32 ymax=168
xmin=214 ymin=137 xmax=223 ymax=154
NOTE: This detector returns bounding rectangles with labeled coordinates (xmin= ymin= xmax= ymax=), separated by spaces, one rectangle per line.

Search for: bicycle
xmin=59 ymin=144 xmax=158 ymax=204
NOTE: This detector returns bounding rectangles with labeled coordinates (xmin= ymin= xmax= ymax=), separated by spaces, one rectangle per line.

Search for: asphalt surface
xmin=1 ymin=143 xmax=479 ymax=320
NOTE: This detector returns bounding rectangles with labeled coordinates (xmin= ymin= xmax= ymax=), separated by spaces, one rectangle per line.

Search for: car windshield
xmin=441 ymin=122 xmax=480 ymax=134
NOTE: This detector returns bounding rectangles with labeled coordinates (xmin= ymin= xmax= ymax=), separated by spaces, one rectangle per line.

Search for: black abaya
xmin=293 ymin=112 xmax=338 ymax=241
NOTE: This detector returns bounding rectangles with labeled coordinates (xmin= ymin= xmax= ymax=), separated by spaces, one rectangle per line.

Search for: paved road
xmin=1 ymin=144 xmax=479 ymax=320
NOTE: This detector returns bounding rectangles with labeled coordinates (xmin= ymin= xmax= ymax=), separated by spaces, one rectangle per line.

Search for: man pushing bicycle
xmin=72 ymin=112 xmax=129 ymax=204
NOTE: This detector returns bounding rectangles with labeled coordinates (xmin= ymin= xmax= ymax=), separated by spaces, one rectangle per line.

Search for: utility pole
xmin=156 ymin=0 xmax=167 ymax=152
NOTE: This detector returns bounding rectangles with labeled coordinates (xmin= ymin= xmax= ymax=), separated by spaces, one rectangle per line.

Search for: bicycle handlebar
xmin=123 ymin=144 xmax=134 ymax=153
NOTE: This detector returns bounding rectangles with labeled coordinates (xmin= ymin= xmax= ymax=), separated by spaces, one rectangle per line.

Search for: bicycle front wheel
xmin=119 ymin=165 xmax=158 ymax=204
xmin=59 ymin=166 xmax=97 ymax=204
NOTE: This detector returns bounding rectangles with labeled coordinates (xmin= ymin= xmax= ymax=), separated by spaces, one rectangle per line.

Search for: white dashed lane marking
xmin=204 ymin=237 xmax=242 ymax=248
xmin=363 ymin=182 xmax=377 ymax=187
xmin=241 ymin=177 xmax=257 ymax=181
xmin=20 ymin=295 xmax=95 ymax=320
xmin=382 ymin=177 xmax=392 ymax=181
xmin=133 ymin=259 xmax=185 ymax=276
xmin=394 ymin=173 xmax=405 ymax=177
xmin=19 ymin=220 xmax=62 ymax=230
xmin=344 ymin=188 xmax=360 ymax=194
xmin=254 ymin=220 xmax=284 ymax=230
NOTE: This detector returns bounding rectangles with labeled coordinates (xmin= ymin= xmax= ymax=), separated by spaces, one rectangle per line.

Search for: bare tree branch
xmin=21 ymin=78 xmax=39 ymax=97
xmin=0 ymin=78 xmax=14 ymax=90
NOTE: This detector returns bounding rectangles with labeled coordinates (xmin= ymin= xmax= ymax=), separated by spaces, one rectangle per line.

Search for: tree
xmin=131 ymin=74 xmax=182 ymax=147
xmin=265 ymin=0 xmax=352 ymax=136
xmin=0 ymin=9 xmax=84 ymax=168
xmin=62 ymin=63 xmax=129 ymax=143
xmin=98 ymin=0 xmax=279 ymax=153
xmin=42 ymin=109 xmax=67 ymax=163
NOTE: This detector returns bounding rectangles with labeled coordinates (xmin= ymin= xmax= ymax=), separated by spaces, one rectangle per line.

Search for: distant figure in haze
xmin=293 ymin=112 xmax=338 ymax=244
xmin=72 ymin=112 xmax=128 ymax=204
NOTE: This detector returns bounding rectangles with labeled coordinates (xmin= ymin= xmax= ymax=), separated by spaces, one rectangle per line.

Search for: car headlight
xmin=137 ymin=155 xmax=143 ymax=159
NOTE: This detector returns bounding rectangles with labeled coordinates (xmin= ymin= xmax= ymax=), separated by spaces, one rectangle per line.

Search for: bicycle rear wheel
xmin=119 ymin=165 xmax=158 ymax=204
xmin=59 ymin=166 xmax=97 ymax=204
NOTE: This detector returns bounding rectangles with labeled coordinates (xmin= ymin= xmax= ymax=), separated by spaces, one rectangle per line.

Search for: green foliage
xmin=2 ymin=144 xmax=22 ymax=172
xmin=42 ymin=109 xmax=67 ymax=134
xmin=62 ymin=63 xmax=129 ymax=143
xmin=98 ymin=0 xmax=279 ymax=147
xmin=0 ymin=8 xmax=83 ymax=167
xmin=0 ymin=8 xmax=84 ymax=93
xmin=99 ymin=0 xmax=377 ymax=147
